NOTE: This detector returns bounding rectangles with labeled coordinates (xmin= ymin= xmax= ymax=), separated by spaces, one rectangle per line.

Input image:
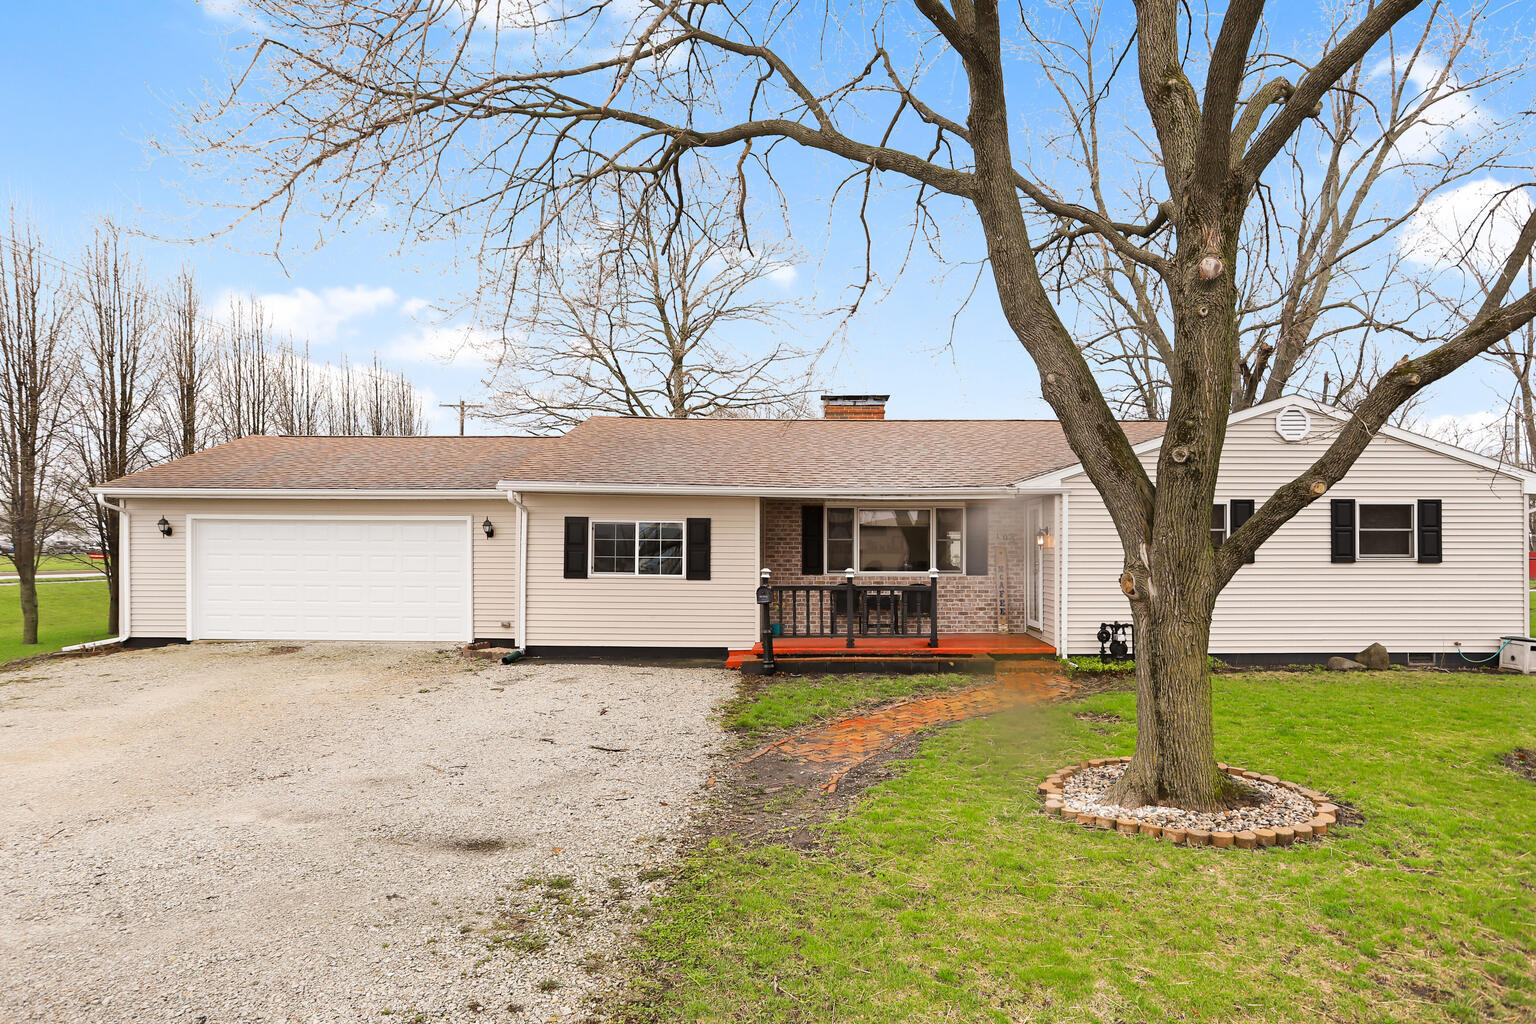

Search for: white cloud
xmin=213 ymin=284 xmax=400 ymax=343
xmin=1369 ymin=59 xmax=1491 ymax=163
xmin=400 ymin=297 xmax=434 ymax=318
xmin=199 ymin=0 xmax=266 ymax=31
xmin=1411 ymin=409 xmax=1508 ymax=456
xmin=1398 ymin=177 xmax=1536 ymax=277
xmin=383 ymin=323 xmax=495 ymax=367
xmin=767 ymin=263 xmax=799 ymax=287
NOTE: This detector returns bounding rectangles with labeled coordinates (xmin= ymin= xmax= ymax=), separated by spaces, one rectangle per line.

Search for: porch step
xmin=738 ymin=653 xmax=996 ymax=676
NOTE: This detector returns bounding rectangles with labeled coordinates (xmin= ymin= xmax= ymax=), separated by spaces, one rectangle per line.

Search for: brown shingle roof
xmin=99 ymin=435 xmax=555 ymax=491
xmin=505 ymin=416 xmax=1167 ymax=490
xmin=98 ymin=417 xmax=1168 ymax=493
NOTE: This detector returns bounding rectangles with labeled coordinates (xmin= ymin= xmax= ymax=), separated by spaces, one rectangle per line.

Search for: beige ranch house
xmin=92 ymin=395 xmax=1534 ymax=667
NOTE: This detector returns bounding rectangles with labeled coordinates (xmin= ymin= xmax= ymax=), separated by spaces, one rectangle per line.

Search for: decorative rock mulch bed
xmin=1037 ymin=758 xmax=1339 ymax=849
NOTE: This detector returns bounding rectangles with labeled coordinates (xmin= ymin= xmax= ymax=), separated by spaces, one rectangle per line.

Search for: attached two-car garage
xmin=187 ymin=517 xmax=473 ymax=642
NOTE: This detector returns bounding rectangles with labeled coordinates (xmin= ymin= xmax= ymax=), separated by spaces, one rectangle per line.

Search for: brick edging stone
xmin=1037 ymin=757 xmax=1337 ymax=848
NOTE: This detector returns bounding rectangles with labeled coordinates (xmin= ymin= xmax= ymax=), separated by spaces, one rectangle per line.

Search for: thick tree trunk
xmin=104 ymin=514 xmax=121 ymax=636
xmin=1108 ymin=580 xmax=1238 ymax=811
xmin=15 ymin=531 xmax=39 ymax=646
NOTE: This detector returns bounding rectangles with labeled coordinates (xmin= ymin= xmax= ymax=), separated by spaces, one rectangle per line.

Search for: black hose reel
xmin=1097 ymin=621 xmax=1133 ymax=659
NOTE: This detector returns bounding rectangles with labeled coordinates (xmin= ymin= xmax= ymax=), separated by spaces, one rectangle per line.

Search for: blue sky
xmin=0 ymin=1 xmax=1518 ymax=435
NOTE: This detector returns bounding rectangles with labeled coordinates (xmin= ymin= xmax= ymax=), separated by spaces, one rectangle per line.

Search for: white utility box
xmin=1498 ymin=636 xmax=1536 ymax=674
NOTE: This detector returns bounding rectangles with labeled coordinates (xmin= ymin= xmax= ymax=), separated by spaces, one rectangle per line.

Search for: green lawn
xmin=0 ymin=579 xmax=111 ymax=665
xmin=625 ymin=671 xmax=1536 ymax=1022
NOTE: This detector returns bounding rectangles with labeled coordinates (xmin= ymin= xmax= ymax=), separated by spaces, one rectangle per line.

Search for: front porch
xmin=742 ymin=496 xmax=1060 ymax=672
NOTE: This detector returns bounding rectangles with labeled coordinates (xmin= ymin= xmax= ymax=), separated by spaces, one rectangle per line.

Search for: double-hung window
xmin=824 ymin=506 xmax=965 ymax=574
xmin=1358 ymin=503 xmax=1414 ymax=558
xmin=1210 ymin=504 xmax=1228 ymax=547
xmin=591 ymin=520 xmax=684 ymax=576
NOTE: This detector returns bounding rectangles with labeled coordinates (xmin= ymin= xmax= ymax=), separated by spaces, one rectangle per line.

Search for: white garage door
xmin=189 ymin=517 xmax=472 ymax=641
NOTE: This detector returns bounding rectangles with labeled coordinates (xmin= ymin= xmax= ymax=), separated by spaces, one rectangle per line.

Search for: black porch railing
xmin=756 ymin=569 xmax=939 ymax=672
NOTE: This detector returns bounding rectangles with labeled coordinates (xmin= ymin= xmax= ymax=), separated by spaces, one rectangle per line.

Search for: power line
xmin=440 ymin=400 xmax=485 ymax=436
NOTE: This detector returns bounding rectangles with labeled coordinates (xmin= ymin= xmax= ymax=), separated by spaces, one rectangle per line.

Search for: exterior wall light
xmin=482 ymin=517 xmax=495 ymax=539
xmin=157 ymin=517 xmax=173 ymax=537
xmin=1036 ymin=526 xmax=1050 ymax=547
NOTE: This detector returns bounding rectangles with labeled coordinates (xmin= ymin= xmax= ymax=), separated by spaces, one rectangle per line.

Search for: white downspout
xmin=66 ymin=494 xmax=131 ymax=650
xmin=505 ymin=490 xmax=529 ymax=648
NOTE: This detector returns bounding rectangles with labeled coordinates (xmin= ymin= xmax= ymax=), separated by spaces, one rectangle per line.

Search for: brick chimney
xmin=821 ymin=394 xmax=890 ymax=420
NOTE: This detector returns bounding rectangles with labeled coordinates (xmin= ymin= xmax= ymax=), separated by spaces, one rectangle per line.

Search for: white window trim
xmin=589 ymin=519 xmax=687 ymax=577
xmin=823 ymin=504 xmax=967 ymax=576
xmin=1356 ymin=501 xmax=1416 ymax=560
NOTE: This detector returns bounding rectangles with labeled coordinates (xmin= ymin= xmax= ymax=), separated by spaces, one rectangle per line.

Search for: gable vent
xmin=1274 ymin=405 xmax=1312 ymax=442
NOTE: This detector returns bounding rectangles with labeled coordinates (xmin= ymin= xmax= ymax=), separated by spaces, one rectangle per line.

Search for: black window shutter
xmin=1417 ymin=499 xmax=1442 ymax=564
xmin=563 ymin=516 xmax=588 ymax=579
xmin=685 ymin=517 xmax=712 ymax=580
xmin=1329 ymin=499 xmax=1356 ymax=564
xmin=1229 ymin=499 xmax=1256 ymax=564
xmin=965 ymin=504 xmax=989 ymax=576
xmin=800 ymin=505 xmax=824 ymax=576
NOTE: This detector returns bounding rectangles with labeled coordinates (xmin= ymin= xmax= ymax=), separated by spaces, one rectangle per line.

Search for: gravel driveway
xmin=0 ymin=643 xmax=735 ymax=1023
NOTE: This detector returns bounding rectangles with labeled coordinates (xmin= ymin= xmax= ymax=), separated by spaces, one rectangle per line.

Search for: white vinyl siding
xmin=1060 ymin=414 xmax=1527 ymax=655
xmin=121 ymin=497 xmax=519 ymax=641
xmin=523 ymin=493 xmax=759 ymax=648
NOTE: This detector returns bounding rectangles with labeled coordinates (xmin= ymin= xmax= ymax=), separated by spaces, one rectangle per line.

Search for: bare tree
xmin=158 ymin=265 xmax=212 ymax=459
xmin=272 ymin=338 xmax=325 ymax=435
xmin=483 ymin=187 xmax=819 ymax=431
xmin=357 ymin=353 xmax=427 ymax=436
xmin=211 ymin=294 xmax=274 ymax=443
xmin=71 ymin=221 xmax=160 ymax=635
xmin=183 ymin=0 xmax=1536 ymax=809
xmin=1051 ymin=3 xmax=1527 ymax=418
xmin=0 ymin=216 xmax=74 ymax=646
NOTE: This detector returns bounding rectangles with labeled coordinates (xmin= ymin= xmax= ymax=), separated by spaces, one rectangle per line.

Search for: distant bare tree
xmin=482 ymin=189 xmax=818 ymax=431
xmin=272 ymin=338 xmax=325 ymax=435
xmin=71 ymin=221 xmax=160 ymax=634
xmin=357 ymin=353 xmax=427 ymax=436
xmin=158 ymin=266 xmax=212 ymax=459
xmin=0 ymin=217 xmax=74 ymax=647
xmin=211 ymin=295 xmax=274 ymax=442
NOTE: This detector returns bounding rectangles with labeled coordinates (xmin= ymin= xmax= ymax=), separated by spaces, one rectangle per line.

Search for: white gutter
xmin=505 ymin=490 xmax=529 ymax=648
xmin=494 ymin=480 xmax=1025 ymax=499
xmin=89 ymin=487 xmax=505 ymax=499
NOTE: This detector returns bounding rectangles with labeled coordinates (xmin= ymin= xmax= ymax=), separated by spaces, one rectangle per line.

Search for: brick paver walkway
xmin=742 ymin=660 xmax=1071 ymax=793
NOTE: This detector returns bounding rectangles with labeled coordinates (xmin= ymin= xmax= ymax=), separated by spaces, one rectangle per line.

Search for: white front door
xmin=1025 ymin=503 xmax=1044 ymax=630
xmin=188 ymin=517 xmax=472 ymax=642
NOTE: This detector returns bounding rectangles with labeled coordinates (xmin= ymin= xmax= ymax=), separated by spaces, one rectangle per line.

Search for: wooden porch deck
xmin=725 ymin=632 xmax=1056 ymax=670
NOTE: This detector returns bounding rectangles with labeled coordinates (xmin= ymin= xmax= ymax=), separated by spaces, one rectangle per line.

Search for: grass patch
xmin=1 ymin=555 xmax=105 ymax=577
xmin=623 ymin=670 xmax=1536 ymax=1022
xmin=726 ymin=673 xmax=978 ymax=736
xmin=1 ymin=579 xmax=110 ymax=666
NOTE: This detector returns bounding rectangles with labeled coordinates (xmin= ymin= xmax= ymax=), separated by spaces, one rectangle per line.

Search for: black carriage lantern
xmin=482 ymin=518 xmax=495 ymax=539
xmin=157 ymin=516 xmax=173 ymax=537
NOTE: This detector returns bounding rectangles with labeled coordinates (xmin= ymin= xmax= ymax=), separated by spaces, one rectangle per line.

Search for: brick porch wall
xmin=759 ymin=499 xmax=1041 ymax=636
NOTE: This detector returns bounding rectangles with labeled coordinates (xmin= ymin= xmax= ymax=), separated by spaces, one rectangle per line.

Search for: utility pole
xmin=440 ymin=400 xmax=485 ymax=436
